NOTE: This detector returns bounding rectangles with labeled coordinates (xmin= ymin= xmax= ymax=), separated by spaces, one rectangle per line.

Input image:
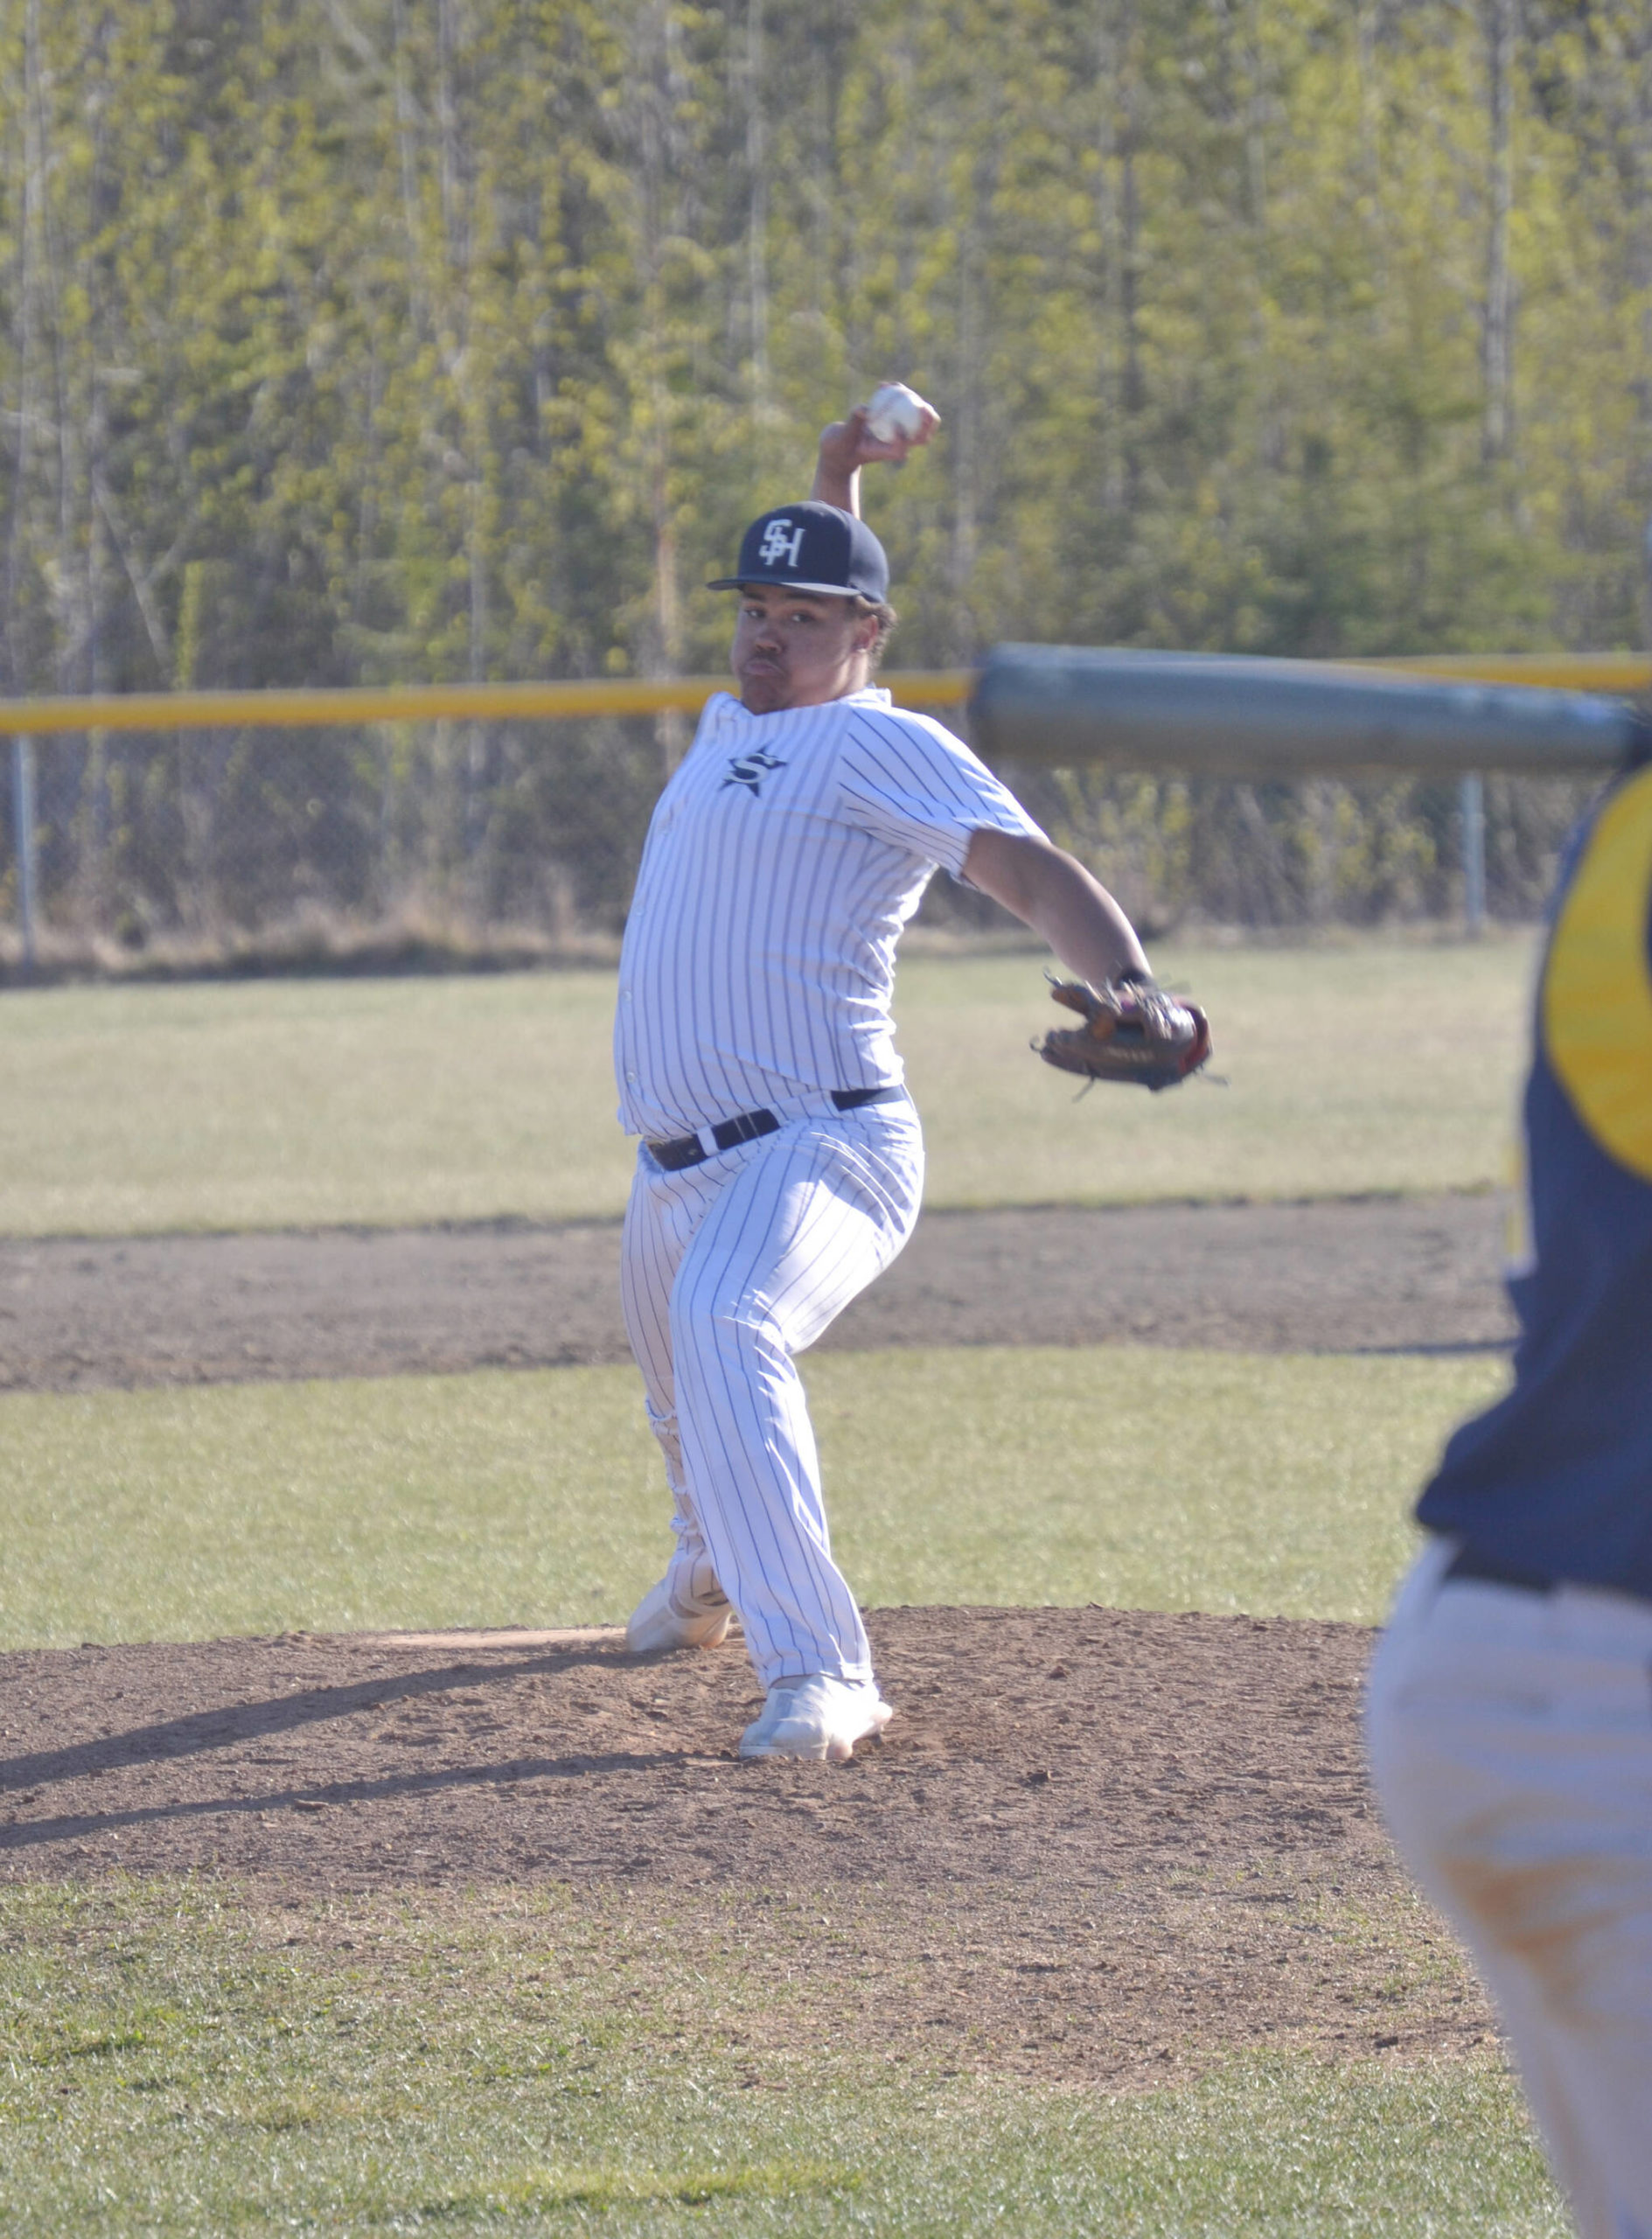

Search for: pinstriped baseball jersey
xmin=615 ymin=686 xmax=1043 ymax=1140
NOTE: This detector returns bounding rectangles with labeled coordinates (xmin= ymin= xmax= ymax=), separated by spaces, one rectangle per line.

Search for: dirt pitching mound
xmin=0 ymin=1606 xmax=1490 ymax=2084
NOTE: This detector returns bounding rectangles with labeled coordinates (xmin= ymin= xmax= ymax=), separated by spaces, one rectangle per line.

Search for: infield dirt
xmin=0 ymin=1190 xmax=1511 ymax=1392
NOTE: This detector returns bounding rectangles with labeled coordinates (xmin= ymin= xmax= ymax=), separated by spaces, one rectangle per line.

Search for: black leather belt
xmin=1442 ymin=1546 xmax=1558 ymax=1595
xmin=645 ymin=1085 xmax=903 ymax=1172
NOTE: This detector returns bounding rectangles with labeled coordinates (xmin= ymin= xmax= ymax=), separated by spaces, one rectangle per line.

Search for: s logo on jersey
xmin=722 ymin=747 xmax=788 ymax=797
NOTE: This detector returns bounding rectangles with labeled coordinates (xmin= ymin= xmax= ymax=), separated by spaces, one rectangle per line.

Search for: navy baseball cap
xmin=708 ymin=501 xmax=889 ymax=602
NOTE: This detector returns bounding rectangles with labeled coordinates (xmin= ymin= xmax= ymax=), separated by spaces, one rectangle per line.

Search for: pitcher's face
xmin=731 ymin=585 xmax=879 ymax=714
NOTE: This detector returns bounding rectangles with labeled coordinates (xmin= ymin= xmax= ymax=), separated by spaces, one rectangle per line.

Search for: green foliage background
xmin=1 ymin=0 xmax=1647 ymax=941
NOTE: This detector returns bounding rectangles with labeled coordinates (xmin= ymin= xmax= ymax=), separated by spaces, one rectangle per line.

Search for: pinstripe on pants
xmin=620 ymin=1100 xmax=923 ymax=1691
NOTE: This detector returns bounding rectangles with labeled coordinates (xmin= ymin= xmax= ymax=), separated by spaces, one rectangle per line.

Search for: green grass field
xmin=0 ymin=935 xmax=1535 ymax=1234
xmin=3 ymin=1339 xmax=1544 ymax=2234
xmin=0 ymin=1346 xmax=1504 ymax=1650
xmin=0 ymin=936 xmax=1553 ymax=2233
xmin=0 ymin=1883 xmax=1564 ymax=2238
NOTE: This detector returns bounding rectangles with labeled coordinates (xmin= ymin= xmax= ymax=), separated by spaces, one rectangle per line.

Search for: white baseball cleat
xmin=625 ymin=1575 xmax=735 ymax=1655
xmin=738 ymin=1675 xmax=893 ymax=1762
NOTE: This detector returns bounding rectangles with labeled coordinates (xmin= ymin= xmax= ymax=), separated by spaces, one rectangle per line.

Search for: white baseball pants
xmin=620 ymin=1099 xmax=923 ymax=1691
xmin=1367 ymin=1537 xmax=1652 ymax=2239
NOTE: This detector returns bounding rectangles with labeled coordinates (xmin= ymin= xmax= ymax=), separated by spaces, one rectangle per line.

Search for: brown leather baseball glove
xmin=1035 ymin=973 xmax=1212 ymax=1092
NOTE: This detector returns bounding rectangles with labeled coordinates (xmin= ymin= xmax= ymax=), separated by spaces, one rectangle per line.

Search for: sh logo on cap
xmin=709 ymin=501 xmax=889 ymax=603
xmin=757 ymin=519 xmax=806 ymax=571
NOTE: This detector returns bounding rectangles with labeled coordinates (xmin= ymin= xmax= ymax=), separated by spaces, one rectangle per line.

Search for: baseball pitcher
xmin=614 ymin=392 xmax=1198 ymax=1762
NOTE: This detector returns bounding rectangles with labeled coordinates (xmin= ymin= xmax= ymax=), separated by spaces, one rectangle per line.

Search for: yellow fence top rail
xmin=0 ymin=673 xmax=972 ymax=735
xmin=1348 ymin=652 xmax=1652 ymax=693
xmin=0 ymin=653 xmax=1643 ymax=736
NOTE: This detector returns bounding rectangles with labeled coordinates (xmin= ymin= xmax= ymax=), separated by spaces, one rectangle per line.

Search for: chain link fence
xmin=0 ymin=710 xmax=1603 ymax=979
xmin=1 ymin=716 xmax=679 ymax=974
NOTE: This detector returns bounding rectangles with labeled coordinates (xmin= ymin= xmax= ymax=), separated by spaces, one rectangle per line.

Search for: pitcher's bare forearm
xmin=811 ymin=401 xmax=936 ymax=518
xmin=811 ymin=419 xmax=866 ymax=516
xmin=962 ymin=827 xmax=1150 ymax=987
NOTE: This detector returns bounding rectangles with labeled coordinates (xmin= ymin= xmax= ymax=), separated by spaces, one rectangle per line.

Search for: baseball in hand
xmin=863 ymin=381 xmax=937 ymax=444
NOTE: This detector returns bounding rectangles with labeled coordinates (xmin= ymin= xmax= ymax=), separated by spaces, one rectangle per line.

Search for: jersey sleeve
xmin=835 ymin=707 xmax=1045 ymax=877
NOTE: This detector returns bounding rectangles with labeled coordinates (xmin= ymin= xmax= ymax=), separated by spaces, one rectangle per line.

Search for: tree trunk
xmin=634 ymin=0 xmax=688 ymax=772
xmin=745 ymin=0 xmax=770 ymax=417
xmin=390 ymin=0 xmax=427 ymax=335
xmin=1481 ymin=0 xmax=1515 ymax=464
xmin=1114 ymin=3 xmax=1145 ymax=516
xmin=3 ymin=0 xmax=44 ymax=694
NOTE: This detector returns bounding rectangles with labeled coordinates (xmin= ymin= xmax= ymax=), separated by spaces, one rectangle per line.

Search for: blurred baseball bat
xmin=969 ymin=644 xmax=1643 ymax=777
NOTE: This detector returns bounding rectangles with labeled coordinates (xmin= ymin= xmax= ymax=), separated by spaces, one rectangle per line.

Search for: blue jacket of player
xmin=1415 ymin=751 xmax=1652 ymax=1594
